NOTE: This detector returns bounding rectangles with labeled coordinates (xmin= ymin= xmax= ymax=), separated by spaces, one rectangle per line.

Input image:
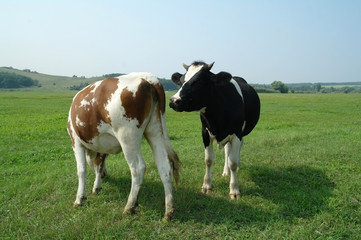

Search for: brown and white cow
xmin=67 ymin=72 xmax=180 ymax=221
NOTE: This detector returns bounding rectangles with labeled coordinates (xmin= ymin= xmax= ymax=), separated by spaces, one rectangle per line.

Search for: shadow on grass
xmin=246 ymin=165 xmax=336 ymax=218
xmin=176 ymin=165 xmax=335 ymax=225
xmin=102 ymin=165 xmax=335 ymax=226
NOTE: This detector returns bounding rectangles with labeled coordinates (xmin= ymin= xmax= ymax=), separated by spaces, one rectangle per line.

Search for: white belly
xmin=81 ymin=133 xmax=122 ymax=154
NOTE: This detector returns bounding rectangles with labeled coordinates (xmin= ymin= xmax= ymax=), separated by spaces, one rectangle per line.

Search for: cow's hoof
xmin=92 ymin=187 xmax=102 ymax=194
xmin=123 ymin=207 xmax=136 ymax=215
xmin=163 ymin=209 xmax=175 ymax=222
xmin=229 ymin=193 xmax=240 ymax=200
xmin=73 ymin=196 xmax=87 ymax=207
xmin=202 ymin=187 xmax=212 ymax=194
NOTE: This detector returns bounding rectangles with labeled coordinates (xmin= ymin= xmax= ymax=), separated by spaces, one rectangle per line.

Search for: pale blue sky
xmin=1 ymin=0 xmax=360 ymax=83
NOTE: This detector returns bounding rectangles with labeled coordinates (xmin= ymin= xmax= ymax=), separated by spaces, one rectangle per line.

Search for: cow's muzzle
xmin=169 ymin=97 xmax=183 ymax=112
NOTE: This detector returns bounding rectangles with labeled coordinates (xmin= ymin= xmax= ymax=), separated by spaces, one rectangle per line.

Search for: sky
xmin=1 ymin=1 xmax=360 ymax=84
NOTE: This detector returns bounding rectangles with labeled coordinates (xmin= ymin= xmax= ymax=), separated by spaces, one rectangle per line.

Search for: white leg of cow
xmin=222 ymin=143 xmax=231 ymax=177
xmin=146 ymin=134 xmax=175 ymax=221
xmin=145 ymin=113 xmax=177 ymax=221
xmin=202 ymin=140 xmax=214 ymax=193
xmin=73 ymin=143 xmax=87 ymax=206
xmin=227 ymin=137 xmax=242 ymax=199
xmin=154 ymin=152 xmax=174 ymax=222
xmin=121 ymin=140 xmax=146 ymax=215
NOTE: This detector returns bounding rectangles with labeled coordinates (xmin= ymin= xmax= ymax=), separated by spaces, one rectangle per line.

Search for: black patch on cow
xmin=212 ymin=71 xmax=232 ymax=85
xmin=171 ymin=72 xmax=183 ymax=86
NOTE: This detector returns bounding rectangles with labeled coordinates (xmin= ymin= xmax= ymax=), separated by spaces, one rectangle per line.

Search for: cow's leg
xmin=227 ymin=137 xmax=243 ymax=199
xmin=73 ymin=143 xmax=87 ymax=206
xmin=85 ymin=150 xmax=108 ymax=194
xmin=145 ymin=128 xmax=175 ymax=221
xmin=93 ymin=153 xmax=108 ymax=193
xmin=200 ymin=122 xmax=214 ymax=194
xmin=202 ymin=139 xmax=214 ymax=194
xmin=222 ymin=143 xmax=231 ymax=177
xmin=120 ymin=137 xmax=146 ymax=215
xmin=100 ymin=155 xmax=108 ymax=178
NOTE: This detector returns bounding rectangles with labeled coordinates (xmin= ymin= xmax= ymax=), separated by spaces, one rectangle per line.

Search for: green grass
xmin=1 ymin=92 xmax=361 ymax=239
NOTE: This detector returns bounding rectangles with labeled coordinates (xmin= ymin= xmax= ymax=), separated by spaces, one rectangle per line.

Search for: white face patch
xmin=172 ymin=65 xmax=204 ymax=100
xmin=172 ymin=88 xmax=182 ymax=99
xmin=184 ymin=65 xmax=204 ymax=82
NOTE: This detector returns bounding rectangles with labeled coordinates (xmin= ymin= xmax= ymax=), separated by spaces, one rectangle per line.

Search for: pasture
xmin=1 ymin=91 xmax=360 ymax=239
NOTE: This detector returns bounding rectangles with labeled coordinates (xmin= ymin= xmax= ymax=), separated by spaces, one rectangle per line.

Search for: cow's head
xmin=169 ymin=61 xmax=232 ymax=112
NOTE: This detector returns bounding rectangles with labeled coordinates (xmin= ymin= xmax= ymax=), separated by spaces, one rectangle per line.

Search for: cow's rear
xmin=67 ymin=73 xmax=180 ymax=221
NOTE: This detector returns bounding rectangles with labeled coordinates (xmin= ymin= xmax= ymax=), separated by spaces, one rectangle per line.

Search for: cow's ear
xmin=171 ymin=72 xmax=183 ymax=86
xmin=212 ymin=72 xmax=232 ymax=85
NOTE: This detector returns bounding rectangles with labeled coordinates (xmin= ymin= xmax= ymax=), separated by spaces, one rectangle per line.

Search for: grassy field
xmin=1 ymin=91 xmax=360 ymax=239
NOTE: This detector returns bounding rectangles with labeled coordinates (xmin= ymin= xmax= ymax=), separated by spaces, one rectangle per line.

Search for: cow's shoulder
xmin=119 ymin=73 xmax=165 ymax=114
xmin=119 ymin=74 xmax=161 ymax=128
xmin=232 ymin=76 xmax=247 ymax=84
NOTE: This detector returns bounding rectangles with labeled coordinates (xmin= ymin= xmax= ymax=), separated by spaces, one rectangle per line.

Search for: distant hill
xmin=1 ymin=66 xmax=359 ymax=93
xmin=0 ymin=67 xmax=178 ymax=91
xmin=0 ymin=67 xmax=103 ymax=91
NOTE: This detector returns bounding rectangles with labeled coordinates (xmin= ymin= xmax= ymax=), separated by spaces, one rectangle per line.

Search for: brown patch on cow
xmin=120 ymin=79 xmax=154 ymax=127
xmin=94 ymin=153 xmax=107 ymax=175
xmin=152 ymin=83 xmax=166 ymax=114
xmin=70 ymin=78 xmax=119 ymax=142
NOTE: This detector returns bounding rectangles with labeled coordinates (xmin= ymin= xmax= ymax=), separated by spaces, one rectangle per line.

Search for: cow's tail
xmin=161 ymin=113 xmax=181 ymax=186
xmin=151 ymin=82 xmax=181 ymax=186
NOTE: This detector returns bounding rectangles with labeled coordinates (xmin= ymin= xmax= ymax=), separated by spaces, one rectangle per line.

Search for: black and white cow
xmin=169 ymin=61 xmax=260 ymax=199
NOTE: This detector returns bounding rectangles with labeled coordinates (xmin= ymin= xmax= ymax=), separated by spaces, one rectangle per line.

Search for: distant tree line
xmin=69 ymin=82 xmax=90 ymax=91
xmin=251 ymin=81 xmax=290 ymax=93
xmin=158 ymin=78 xmax=178 ymax=91
xmin=102 ymin=73 xmax=124 ymax=78
xmin=0 ymin=72 xmax=40 ymax=88
xmin=251 ymin=81 xmax=361 ymax=94
xmin=66 ymin=78 xmax=361 ymax=93
xmin=23 ymin=69 xmax=38 ymax=74
xmin=2 ymin=67 xmax=359 ymax=93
